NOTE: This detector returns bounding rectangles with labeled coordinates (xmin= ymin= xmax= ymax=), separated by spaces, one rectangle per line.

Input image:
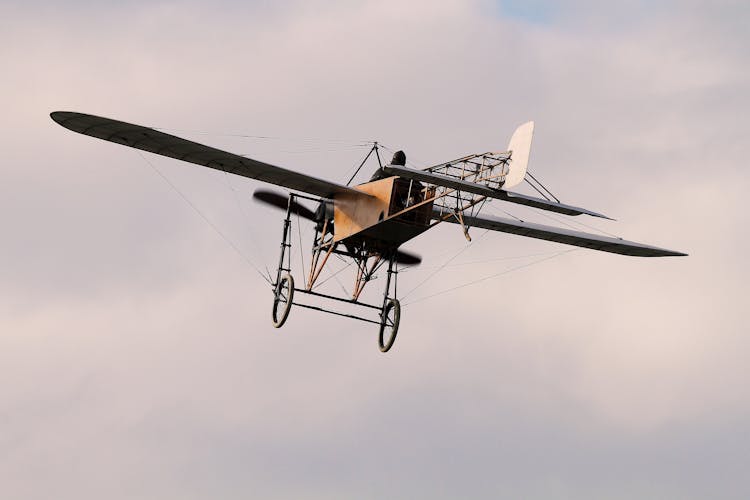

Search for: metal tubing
xmin=295 ymin=288 xmax=382 ymax=310
xmin=374 ymin=143 xmax=383 ymax=168
xmin=353 ymin=254 xmax=382 ymax=301
xmin=292 ymin=302 xmax=381 ymax=325
xmin=274 ymin=195 xmax=294 ymax=292
xmin=346 ymin=143 xmax=377 ymax=186
xmin=381 ymin=255 xmax=395 ymax=322
xmin=308 ymin=243 xmax=335 ymax=290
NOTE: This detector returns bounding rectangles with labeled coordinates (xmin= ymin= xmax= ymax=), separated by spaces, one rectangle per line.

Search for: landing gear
xmin=269 ymin=193 xmax=404 ymax=353
xmin=378 ymin=298 xmax=400 ymax=352
xmin=377 ymin=255 xmax=400 ymax=353
xmin=272 ymin=272 xmax=294 ymax=328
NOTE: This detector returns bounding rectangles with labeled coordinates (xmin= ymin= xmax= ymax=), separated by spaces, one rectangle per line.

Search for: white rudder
xmin=504 ymin=121 xmax=534 ymax=189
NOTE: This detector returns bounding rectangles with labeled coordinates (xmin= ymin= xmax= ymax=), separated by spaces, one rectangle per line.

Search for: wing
xmin=50 ymin=111 xmax=366 ymax=199
xmin=383 ymin=164 xmax=610 ymax=219
xmin=435 ymin=209 xmax=686 ymax=257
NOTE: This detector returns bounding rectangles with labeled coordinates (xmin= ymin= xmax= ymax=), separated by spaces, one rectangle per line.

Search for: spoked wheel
xmin=272 ymin=273 xmax=294 ymax=328
xmin=378 ymin=298 xmax=401 ymax=353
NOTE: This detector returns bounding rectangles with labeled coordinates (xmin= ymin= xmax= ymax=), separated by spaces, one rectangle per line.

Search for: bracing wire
xmin=399 ymin=250 xmax=568 ymax=271
xmin=266 ymin=145 xmax=371 ymax=155
xmin=402 ymin=249 xmax=577 ymax=306
xmin=222 ymin=172 xmax=270 ymax=267
xmin=488 ymin=202 xmax=622 ymax=240
xmin=137 ymin=152 xmax=272 ymax=285
xmin=548 ymin=211 xmax=623 ymax=239
xmin=400 ymin=229 xmax=491 ymax=300
xmin=378 ymin=143 xmax=431 ymax=169
xmin=525 ymin=169 xmax=560 ymax=203
xmin=153 ymin=127 xmax=371 ymax=147
xmin=314 ymin=260 xmax=354 ymax=293
xmin=330 ymin=267 xmax=350 ymax=297
xmin=493 ymin=205 xmax=525 ymax=222
xmin=514 ymin=169 xmax=622 ymax=239
xmin=524 ymin=177 xmax=553 ymax=201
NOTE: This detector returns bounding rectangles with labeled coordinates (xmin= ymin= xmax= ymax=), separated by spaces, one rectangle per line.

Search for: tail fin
xmin=504 ymin=121 xmax=534 ymax=189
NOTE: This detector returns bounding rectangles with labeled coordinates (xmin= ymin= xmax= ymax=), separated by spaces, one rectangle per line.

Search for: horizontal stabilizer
xmin=498 ymin=191 xmax=613 ymax=220
xmin=434 ymin=209 xmax=686 ymax=257
xmin=50 ymin=111 xmax=365 ymax=199
xmin=383 ymin=164 xmax=609 ymax=219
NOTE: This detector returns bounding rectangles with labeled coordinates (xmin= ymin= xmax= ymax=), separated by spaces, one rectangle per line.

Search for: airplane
xmin=50 ymin=111 xmax=686 ymax=352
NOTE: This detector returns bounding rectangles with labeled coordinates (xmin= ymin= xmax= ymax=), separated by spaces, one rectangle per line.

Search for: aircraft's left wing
xmin=51 ymin=112 xmax=366 ymax=199
xmin=435 ymin=208 xmax=686 ymax=257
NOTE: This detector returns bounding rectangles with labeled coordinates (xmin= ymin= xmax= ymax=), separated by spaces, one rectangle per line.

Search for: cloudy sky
xmin=2 ymin=0 xmax=748 ymax=498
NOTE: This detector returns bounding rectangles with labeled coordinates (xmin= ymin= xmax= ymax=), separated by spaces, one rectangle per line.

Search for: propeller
xmin=393 ymin=249 xmax=421 ymax=266
xmin=253 ymin=189 xmax=316 ymax=221
xmin=252 ymin=188 xmax=422 ymax=266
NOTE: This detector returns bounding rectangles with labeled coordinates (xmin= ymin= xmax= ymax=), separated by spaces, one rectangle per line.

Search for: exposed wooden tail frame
xmin=504 ymin=121 xmax=534 ymax=189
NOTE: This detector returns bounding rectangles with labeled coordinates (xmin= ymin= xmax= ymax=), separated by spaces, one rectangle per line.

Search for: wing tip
xmin=644 ymin=248 xmax=688 ymax=257
xmin=589 ymin=211 xmax=615 ymax=221
xmin=667 ymin=250 xmax=689 ymax=257
xmin=50 ymin=110 xmax=84 ymax=128
xmin=50 ymin=110 xmax=67 ymax=123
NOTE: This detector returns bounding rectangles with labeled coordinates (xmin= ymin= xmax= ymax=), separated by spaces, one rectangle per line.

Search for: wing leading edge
xmin=50 ymin=111 xmax=366 ymax=199
xmin=434 ymin=209 xmax=686 ymax=257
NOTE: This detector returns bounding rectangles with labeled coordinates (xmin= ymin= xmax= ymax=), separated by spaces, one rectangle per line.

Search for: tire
xmin=378 ymin=298 xmax=401 ymax=353
xmin=272 ymin=273 xmax=294 ymax=328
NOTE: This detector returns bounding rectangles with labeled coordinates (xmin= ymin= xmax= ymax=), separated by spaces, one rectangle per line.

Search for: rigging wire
xmin=378 ymin=143 xmax=411 ymax=166
xmin=264 ymin=145 xmax=371 ymax=155
xmin=488 ymin=202 xmax=622 ymax=240
xmin=492 ymin=204 xmax=525 ymax=222
xmin=550 ymin=211 xmax=623 ymax=239
xmin=400 ymin=229 xmax=491 ymax=300
xmin=314 ymin=259 xmax=354 ymax=292
xmin=525 ymin=170 xmax=561 ymax=203
xmin=378 ymin=143 xmax=431 ymax=169
xmin=524 ymin=177 xmax=554 ymax=201
xmin=403 ymin=249 xmax=577 ymax=306
xmin=330 ymin=265 xmax=351 ymax=297
xmin=222 ymin=172 xmax=273 ymax=281
xmin=137 ymin=152 xmax=272 ymax=285
xmin=399 ymin=249 xmax=569 ymax=271
xmin=153 ymin=127 xmax=370 ymax=147
xmin=514 ymin=169 xmax=621 ymax=239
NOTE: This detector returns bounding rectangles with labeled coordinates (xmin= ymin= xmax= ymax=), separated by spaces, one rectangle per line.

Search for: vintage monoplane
xmin=51 ymin=112 xmax=686 ymax=352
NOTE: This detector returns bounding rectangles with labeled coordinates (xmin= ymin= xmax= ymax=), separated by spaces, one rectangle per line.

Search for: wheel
xmin=378 ymin=298 xmax=401 ymax=353
xmin=272 ymin=273 xmax=294 ymax=328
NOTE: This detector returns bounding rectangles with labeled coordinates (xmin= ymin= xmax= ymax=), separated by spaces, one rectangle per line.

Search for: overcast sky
xmin=1 ymin=1 xmax=748 ymax=498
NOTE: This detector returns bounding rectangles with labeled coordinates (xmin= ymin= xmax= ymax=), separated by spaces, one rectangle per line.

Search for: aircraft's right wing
xmin=434 ymin=209 xmax=686 ymax=257
xmin=51 ymin=111 xmax=366 ymax=199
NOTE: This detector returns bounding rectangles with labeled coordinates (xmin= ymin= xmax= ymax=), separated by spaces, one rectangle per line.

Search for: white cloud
xmin=1 ymin=1 xmax=748 ymax=498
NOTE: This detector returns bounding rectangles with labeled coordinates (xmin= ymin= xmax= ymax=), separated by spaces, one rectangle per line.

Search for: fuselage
xmin=332 ymin=176 xmax=435 ymax=252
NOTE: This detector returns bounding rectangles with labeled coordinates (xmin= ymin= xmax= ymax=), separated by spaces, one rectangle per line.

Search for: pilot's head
xmin=391 ymin=150 xmax=406 ymax=166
